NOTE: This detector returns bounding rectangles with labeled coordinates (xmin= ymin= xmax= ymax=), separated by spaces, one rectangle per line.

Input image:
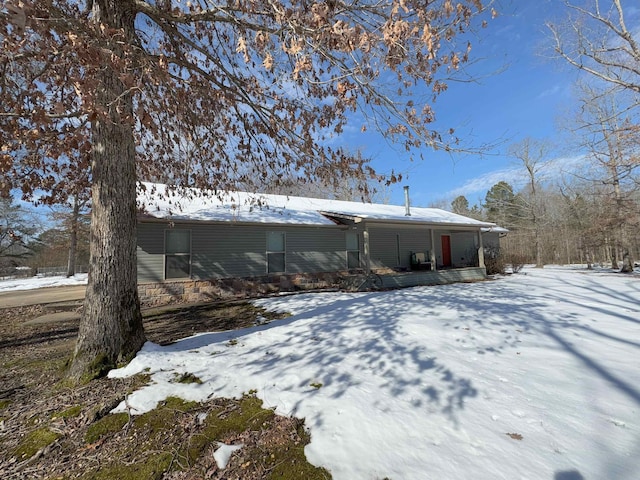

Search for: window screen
xmin=346 ymin=232 xmax=360 ymax=269
xmin=267 ymin=231 xmax=285 ymax=273
xmin=165 ymin=230 xmax=191 ymax=279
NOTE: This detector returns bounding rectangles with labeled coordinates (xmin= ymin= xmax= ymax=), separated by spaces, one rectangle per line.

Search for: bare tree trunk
xmin=620 ymin=227 xmax=634 ymax=273
xmin=69 ymin=0 xmax=145 ymax=381
xmin=621 ymin=251 xmax=633 ymax=273
xmin=606 ymin=236 xmax=617 ymax=269
xmin=534 ymin=229 xmax=543 ymax=268
xmin=66 ymin=196 xmax=79 ymax=277
xmin=612 ymin=168 xmax=635 ymax=273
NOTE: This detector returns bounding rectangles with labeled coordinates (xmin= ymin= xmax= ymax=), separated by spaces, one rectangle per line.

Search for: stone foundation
xmin=138 ymin=267 xmax=488 ymax=307
xmin=138 ymin=272 xmax=345 ymax=307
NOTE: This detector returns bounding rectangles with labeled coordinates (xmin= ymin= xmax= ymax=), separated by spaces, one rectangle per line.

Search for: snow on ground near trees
xmin=0 ymin=273 xmax=88 ymax=291
xmin=109 ymin=266 xmax=639 ymax=480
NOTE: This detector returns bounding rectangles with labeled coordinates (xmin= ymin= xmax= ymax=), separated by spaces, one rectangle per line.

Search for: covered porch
xmin=378 ymin=266 xmax=487 ymax=289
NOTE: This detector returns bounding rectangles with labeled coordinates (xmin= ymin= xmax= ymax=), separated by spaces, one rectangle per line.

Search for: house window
xmin=165 ymin=229 xmax=191 ymax=279
xmin=346 ymin=231 xmax=360 ymax=269
xmin=267 ymin=231 xmax=285 ymax=273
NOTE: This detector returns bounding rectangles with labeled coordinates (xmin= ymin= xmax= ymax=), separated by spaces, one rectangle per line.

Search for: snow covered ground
xmin=107 ymin=266 xmax=640 ymax=480
xmin=0 ymin=273 xmax=88 ymax=292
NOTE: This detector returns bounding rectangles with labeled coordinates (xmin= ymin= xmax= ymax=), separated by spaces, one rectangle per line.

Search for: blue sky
xmin=15 ymin=1 xmax=634 ymax=221
xmin=347 ymin=0 xmax=584 ymax=208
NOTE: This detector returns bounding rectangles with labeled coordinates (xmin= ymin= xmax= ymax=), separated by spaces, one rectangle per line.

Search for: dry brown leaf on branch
xmin=6 ymin=1 xmax=27 ymax=31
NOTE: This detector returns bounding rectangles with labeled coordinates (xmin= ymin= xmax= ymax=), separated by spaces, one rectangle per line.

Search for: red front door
xmin=441 ymin=235 xmax=452 ymax=267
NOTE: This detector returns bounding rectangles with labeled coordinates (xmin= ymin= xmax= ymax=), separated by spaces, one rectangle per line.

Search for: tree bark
xmin=621 ymin=251 xmax=634 ymax=273
xmin=66 ymin=196 xmax=79 ymax=277
xmin=69 ymin=0 xmax=145 ymax=381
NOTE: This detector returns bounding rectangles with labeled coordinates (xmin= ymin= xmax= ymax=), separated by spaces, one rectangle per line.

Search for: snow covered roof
xmin=138 ymin=182 xmax=497 ymax=229
xmin=482 ymin=226 xmax=509 ymax=234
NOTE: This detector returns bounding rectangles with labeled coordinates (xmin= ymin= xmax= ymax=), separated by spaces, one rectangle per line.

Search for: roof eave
xmin=359 ymin=217 xmax=495 ymax=229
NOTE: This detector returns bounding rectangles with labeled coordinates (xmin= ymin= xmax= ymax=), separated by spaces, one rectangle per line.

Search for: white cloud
xmin=446 ymin=154 xmax=586 ymax=199
xmin=537 ymin=84 xmax=561 ymax=99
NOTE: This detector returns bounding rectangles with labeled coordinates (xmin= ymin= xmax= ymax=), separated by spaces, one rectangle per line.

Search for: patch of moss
xmin=267 ymin=420 xmax=329 ymax=479
xmin=204 ymin=394 xmax=275 ymax=439
xmin=87 ymin=353 xmax=115 ymax=381
xmin=75 ymin=352 xmax=116 ymax=384
xmin=83 ymin=394 xmax=328 ymax=479
xmin=172 ymin=372 xmax=202 ymax=384
xmin=132 ymin=397 xmax=199 ymax=443
xmin=81 ymin=452 xmax=173 ymax=480
xmin=52 ymin=404 xmax=82 ymax=420
xmin=83 ymin=398 xmax=198 ymax=478
xmin=216 ymin=415 xmax=331 ymax=480
xmin=163 ymin=396 xmax=199 ymax=411
xmin=55 ymin=377 xmax=77 ymax=391
xmin=180 ymin=394 xmax=276 ymax=466
xmin=85 ymin=412 xmax=129 ymax=444
xmin=122 ymin=373 xmax=153 ymax=396
xmin=268 ymin=431 xmax=332 ymax=480
xmin=13 ymin=427 xmax=61 ymax=460
xmin=310 ymin=382 xmax=323 ymax=390
xmin=0 ymin=399 xmax=11 ymax=410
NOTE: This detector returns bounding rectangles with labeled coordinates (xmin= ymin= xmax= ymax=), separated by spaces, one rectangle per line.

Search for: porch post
xmin=363 ymin=224 xmax=371 ymax=274
xmin=477 ymin=229 xmax=486 ymax=269
xmin=430 ymin=229 xmax=437 ymax=271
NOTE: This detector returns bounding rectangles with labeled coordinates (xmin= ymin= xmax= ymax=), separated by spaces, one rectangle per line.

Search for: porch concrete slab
xmin=381 ymin=267 xmax=487 ymax=289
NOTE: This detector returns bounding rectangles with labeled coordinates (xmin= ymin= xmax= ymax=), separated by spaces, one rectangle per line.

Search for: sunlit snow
xmin=108 ymin=266 xmax=640 ymax=480
xmin=213 ymin=442 xmax=244 ymax=469
xmin=0 ymin=273 xmax=88 ymax=292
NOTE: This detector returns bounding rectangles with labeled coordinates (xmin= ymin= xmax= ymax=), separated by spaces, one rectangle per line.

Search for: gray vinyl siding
xmin=450 ymin=231 xmax=477 ymax=267
xmin=286 ymin=228 xmax=346 ymax=273
xmin=137 ymin=219 xmax=488 ymax=283
xmin=483 ymin=232 xmax=501 ymax=250
xmin=137 ymin=223 xmax=166 ymax=282
xmin=191 ymin=224 xmax=266 ymax=279
xmin=137 ymin=221 xmax=348 ymax=282
xmin=368 ymin=227 xmax=398 ymax=268
xmin=400 ymin=228 xmax=433 ymax=265
xmin=368 ymin=225 xmax=432 ymax=269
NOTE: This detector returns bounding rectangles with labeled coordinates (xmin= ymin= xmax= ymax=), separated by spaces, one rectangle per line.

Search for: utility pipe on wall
xmin=404 ymin=186 xmax=411 ymax=216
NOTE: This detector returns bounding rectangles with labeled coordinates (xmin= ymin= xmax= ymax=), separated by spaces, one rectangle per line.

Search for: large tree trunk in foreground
xmin=68 ymin=0 xmax=145 ymax=381
xmin=69 ymin=79 xmax=145 ymax=380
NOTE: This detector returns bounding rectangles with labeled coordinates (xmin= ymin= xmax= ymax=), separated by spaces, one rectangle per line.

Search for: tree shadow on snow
xmin=164 ymin=290 xmax=479 ymax=425
xmin=159 ymin=271 xmax=639 ymax=441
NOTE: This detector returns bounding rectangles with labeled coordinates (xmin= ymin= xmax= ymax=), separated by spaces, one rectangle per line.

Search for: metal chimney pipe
xmin=404 ymin=185 xmax=411 ymax=216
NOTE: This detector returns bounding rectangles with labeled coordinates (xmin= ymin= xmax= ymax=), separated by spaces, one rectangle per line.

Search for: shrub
xmin=506 ymin=253 xmax=527 ymax=273
xmin=484 ymin=246 xmax=505 ymax=275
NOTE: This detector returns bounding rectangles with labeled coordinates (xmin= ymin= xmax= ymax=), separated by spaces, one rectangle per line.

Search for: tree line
xmin=0 ymin=197 xmax=90 ymax=278
xmin=450 ymin=136 xmax=639 ymax=272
